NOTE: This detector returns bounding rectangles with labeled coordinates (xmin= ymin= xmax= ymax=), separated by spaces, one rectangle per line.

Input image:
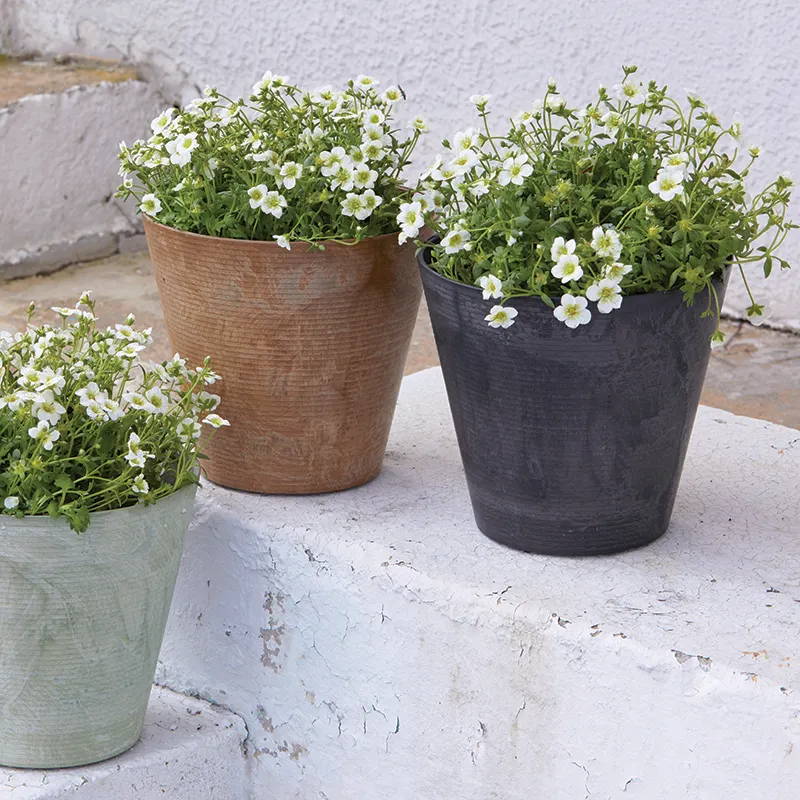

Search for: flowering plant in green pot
xmin=404 ymin=65 xmax=794 ymax=340
xmin=409 ymin=67 xmax=796 ymax=556
xmin=115 ymin=72 xmax=426 ymax=495
xmin=0 ymin=294 xmax=228 ymax=769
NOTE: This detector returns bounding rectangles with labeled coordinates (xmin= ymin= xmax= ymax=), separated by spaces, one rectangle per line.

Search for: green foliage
xmin=411 ymin=66 xmax=795 ymax=332
xmin=0 ymin=294 xmax=227 ymax=531
xmin=117 ymin=72 xmax=426 ymax=245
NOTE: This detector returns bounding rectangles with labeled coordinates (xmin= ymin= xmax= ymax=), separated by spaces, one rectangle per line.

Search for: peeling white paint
xmin=157 ymin=367 xmax=800 ymax=799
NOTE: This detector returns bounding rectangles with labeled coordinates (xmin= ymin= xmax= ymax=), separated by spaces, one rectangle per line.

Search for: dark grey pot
xmin=418 ymin=245 xmax=728 ymax=556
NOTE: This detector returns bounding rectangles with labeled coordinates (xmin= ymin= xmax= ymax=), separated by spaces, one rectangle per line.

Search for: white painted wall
xmin=7 ymin=0 xmax=800 ymax=328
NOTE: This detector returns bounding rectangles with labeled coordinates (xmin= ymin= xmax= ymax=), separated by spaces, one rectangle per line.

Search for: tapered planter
xmin=144 ymin=218 xmax=421 ymax=494
xmin=0 ymin=486 xmax=196 ymax=768
xmin=419 ymin=247 xmax=728 ymax=556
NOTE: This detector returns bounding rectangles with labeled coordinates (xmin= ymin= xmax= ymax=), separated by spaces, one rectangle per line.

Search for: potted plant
xmin=0 ymin=294 xmax=227 ymax=768
xmin=406 ymin=67 xmax=795 ymax=555
xmin=118 ymin=72 xmax=426 ymax=494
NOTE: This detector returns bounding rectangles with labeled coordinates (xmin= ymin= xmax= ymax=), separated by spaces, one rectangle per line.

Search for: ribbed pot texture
xmin=144 ymin=218 xmax=421 ymax=494
xmin=0 ymin=485 xmax=196 ymax=768
xmin=419 ymin=248 xmax=728 ymax=556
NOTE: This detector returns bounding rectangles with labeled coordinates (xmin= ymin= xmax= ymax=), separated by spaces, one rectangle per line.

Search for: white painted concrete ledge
xmin=0 ymin=686 xmax=248 ymax=798
xmin=158 ymin=367 xmax=800 ymax=800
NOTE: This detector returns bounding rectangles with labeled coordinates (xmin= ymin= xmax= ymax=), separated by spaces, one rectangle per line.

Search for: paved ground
xmin=0 ymin=249 xmax=798 ymax=430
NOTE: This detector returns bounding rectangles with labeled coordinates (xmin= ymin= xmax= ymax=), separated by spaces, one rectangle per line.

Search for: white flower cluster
xmin=118 ymin=73 xmax=426 ymax=245
xmin=0 ymin=294 xmax=227 ymax=529
xmin=408 ymin=69 xmax=793 ymax=336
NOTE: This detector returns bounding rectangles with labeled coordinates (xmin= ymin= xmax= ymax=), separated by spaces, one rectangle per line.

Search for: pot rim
xmin=142 ymin=215 xmax=405 ymax=249
xmin=417 ymin=236 xmax=729 ymax=306
xmin=0 ymin=481 xmax=197 ymax=532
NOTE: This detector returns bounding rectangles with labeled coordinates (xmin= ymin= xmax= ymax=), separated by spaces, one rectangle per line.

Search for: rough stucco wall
xmin=7 ymin=0 xmax=800 ymax=328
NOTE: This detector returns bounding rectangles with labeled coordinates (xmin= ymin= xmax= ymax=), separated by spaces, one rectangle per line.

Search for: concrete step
xmin=0 ymin=685 xmax=248 ymax=799
xmin=156 ymin=367 xmax=800 ymax=800
xmin=0 ymin=57 xmax=162 ymax=278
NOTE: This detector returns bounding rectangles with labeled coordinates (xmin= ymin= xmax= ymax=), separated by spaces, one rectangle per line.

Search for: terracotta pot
xmin=143 ymin=218 xmax=421 ymax=494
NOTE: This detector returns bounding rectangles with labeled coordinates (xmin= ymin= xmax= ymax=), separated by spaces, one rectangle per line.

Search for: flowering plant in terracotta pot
xmin=117 ymin=71 xmax=426 ymax=493
xmin=0 ymin=294 xmax=225 ymax=769
xmin=410 ymin=67 xmax=795 ymax=555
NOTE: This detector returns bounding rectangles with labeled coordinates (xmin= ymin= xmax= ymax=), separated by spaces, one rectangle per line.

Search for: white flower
xmin=605 ymin=261 xmax=633 ymax=281
xmin=131 ymin=474 xmax=149 ymax=495
xmin=381 ymin=86 xmax=402 ymax=103
xmin=498 ymin=154 xmax=532 ymax=186
xmin=586 ymin=279 xmax=623 ymax=313
xmin=746 ymin=303 xmax=768 ymax=326
xmin=248 ymin=184 xmax=269 ymax=209
xmin=441 ymin=228 xmax=472 ymax=254
xmin=550 ymin=237 xmax=576 ymax=263
xmin=409 ymin=116 xmax=428 ymax=132
xmin=616 ymin=80 xmax=644 ymax=104
xmin=203 ymin=413 xmax=231 ymax=428
xmin=84 ymin=400 xmax=107 ymax=420
xmin=554 ymin=294 xmax=592 ymax=328
xmin=101 ymin=398 xmax=124 ymax=421
xmin=449 ymin=149 xmax=479 ymax=174
xmin=453 ymin=128 xmax=478 ymax=151
xmin=273 ymin=235 xmax=291 ymax=250
xmin=35 ymin=367 xmax=65 ymax=393
xmin=150 ymin=108 xmax=175 ymax=134
xmin=354 ymin=74 xmax=377 ymax=88
xmin=351 ymin=164 xmax=378 ymax=189
xmin=76 ymin=381 xmax=105 ymax=407
xmin=359 ymin=189 xmax=383 ymax=218
xmin=484 ymin=305 xmax=518 ymax=329
xmin=590 ymin=226 xmax=623 ymax=260
xmin=28 ymin=420 xmax=60 ymax=451
xmin=3 ymin=496 xmax=19 ymax=510
xmin=139 ymin=193 xmax=162 ymax=216
xmin=469 ymin=94 xmax=491 ymax=108
xmin=32 ymin=390 xmax=66 ymax=426
xmin=478 ymin=274 xmax=504 ymax=300
xmin=329 ymin=163 xmax=356 ymax=192
xmin=362 ymin=107 xmax=385 ymax=126
xmin=261 ymin=191 xmax=288 ymax=218
xmin=279 ymin=161 xmax=303 ymax=189
xmin=469 ymin=179 xmax=490 ymax=198
xmin=166 ymin=132 xmax=199 ymax=166
xmin=142 ymin=386 xmax=168 ymax=414
xmin=396 ymin=201 xmax=423 ymax=244
xmin=661 ymin=152 xmax=691 ymax=176
xmin=562 ymin=129 xmax=586 ymax=148
xmin=252 ymin=70 xmax=288 ymax=94
xmin=649 ymin=168 xmax=684 ymax=201
xmin=551 ymin=254 xmax=583 ymax=283
xmin=340 ymin=192 xmax=367 ymax=219
xmin=125 ymin=432 xmax=153 ymax=468
xmin=177 ymin=417 xmax=202 ymax=444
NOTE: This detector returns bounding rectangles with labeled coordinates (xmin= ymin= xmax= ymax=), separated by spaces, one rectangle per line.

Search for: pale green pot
xmin=0 ymin=484 xmax=196 ymax=768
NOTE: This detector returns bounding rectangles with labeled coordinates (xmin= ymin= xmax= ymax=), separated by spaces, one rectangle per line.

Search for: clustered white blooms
xmin=406 ymin=66 xmax=795 ymax=340
xmin=0 ymin=294 xmax=228 ymax=531
xmin=117 ymin=72 xmax=426 ymax=245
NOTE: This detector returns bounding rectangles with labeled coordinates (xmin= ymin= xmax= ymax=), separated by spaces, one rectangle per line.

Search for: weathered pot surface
xmin=0 ymin=484 xmax=196 ymax=768
xmin=419 ymin=245 xmax=728 ymax=556
xmin=144 ymin=218 xmax=421 ymax=494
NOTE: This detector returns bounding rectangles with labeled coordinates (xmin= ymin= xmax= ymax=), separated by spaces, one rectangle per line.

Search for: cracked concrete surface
xmin=0 ymin=250 xmax=797 ymax=430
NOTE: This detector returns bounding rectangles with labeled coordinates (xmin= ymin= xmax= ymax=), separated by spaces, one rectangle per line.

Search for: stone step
xmin=156 ymin=367 xmax=800 ymax=800
xmin=0 ymin=57 xmax=163 ymax=278
xmin=0 ymin=685 xmax=248 ymax=799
